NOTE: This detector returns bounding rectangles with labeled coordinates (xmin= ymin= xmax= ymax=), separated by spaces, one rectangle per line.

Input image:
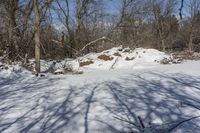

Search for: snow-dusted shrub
xmin=122 ymin=48 xmax=131 ymax=53
xmin=113 ymin=52 xmax=122 ymax=57
xmin=160 ymin=58 xmax=171 ymax=64
xmin=125 ymin=56 xmax=135 ymax=61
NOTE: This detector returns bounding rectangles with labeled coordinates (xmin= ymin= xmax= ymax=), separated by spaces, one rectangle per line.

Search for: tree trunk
xmin=33 ymin=0 xmax=41 ymax=73
xmin=6 ymin=0 xmax=19 ymax=61
xmin=161 ymin=39 xmax=165 ymax=52
xmin=76 ymin=0 xmax=81 ymax=34
xmin=75 ymin=0 xmax=81 ymax=50
xmin=69 ymin=31 xmax=75 ymax=58
xmin=188 ymin=34 xmax=193 ymax=53
xmin=188 ymin=24 xmax=193 ymax=53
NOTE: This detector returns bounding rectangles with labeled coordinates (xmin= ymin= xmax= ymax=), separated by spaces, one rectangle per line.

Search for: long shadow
xmin=0 ymin=73 xmax=107 ymax=133
xmin=0 ymin=97 xmax=44 ymax=132
xmin=84 ymin=85 xmax=99 ymax=133
xmin=1 ymin=71 xmax=200 ymax=132
xmin=103 ymin=72 xmax=200 ymax=132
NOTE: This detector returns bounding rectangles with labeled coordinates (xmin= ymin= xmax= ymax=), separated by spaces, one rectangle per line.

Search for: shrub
xmin=125 ymin=57 xmax=135 ymax=61
xmin=113 ymin=52 xmax=121 ymax=57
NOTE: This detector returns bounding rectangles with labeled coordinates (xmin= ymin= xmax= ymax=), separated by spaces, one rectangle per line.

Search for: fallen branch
xmin=52 ymin=39 xmax=80 ymax=57
xmin=109 ymin=57 xmax=119 ymax=70
xmin=52 ymin=36 xmax=119 ymax=57
xmin=79 ymin=36 xmax=118 ymax=53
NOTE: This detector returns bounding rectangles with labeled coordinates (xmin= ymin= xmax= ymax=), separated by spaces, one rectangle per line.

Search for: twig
xmin=1 ymin=51 xmax=11 ymax=60
xmin=40 ymin=42 xmax=46 ymax=54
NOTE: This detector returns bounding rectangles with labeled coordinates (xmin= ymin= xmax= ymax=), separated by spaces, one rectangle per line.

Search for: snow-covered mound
xmin=0 ymin=47 xmax=171 ymax=74
xmin=34 ymin=47 xmax=171 ymax=73
xmin=78 ymin=46 xmax=170 ymax=70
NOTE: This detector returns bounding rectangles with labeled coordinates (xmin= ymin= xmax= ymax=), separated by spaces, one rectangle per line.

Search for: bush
xmin=113 ymin=52 xmax=122 ymax=56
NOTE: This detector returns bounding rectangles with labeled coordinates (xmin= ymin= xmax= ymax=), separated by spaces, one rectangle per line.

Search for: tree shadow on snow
xmin=0 ymin=75 xmax=111 ymax=133
xmin=102 ymin=72 xmax=200 ymax=132
xmin=0 ymin=72 xmax=200 ymax=132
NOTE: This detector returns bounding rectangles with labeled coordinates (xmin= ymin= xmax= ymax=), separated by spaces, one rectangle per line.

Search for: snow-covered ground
xmin=0 ymin=59 xmax=200 ymax=133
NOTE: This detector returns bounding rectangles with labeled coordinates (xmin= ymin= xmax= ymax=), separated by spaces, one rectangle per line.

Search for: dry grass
xmin=98 ymin=54 xmax=114 ymax=61
xmin=80 ymin=60 xmax=94 ymax=67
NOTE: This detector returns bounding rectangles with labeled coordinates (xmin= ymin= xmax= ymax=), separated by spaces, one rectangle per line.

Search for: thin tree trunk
xmin=6 ymin=0 xmax=19 ymax=61
xmin=161 ymin=39 xmax=165 ymax=52
xmin=188 ymin=24 xmax=193 ymax=53
xmin=76 ymin=0 xmax=81 ymax=34
xmin=160 ymin=21 xmax=165 ymax=52
xmin=75 ymin=0 xmax=81 ymax=50
xmin=34 ymin=0 xmax=41 ymax=73
xmin=188 ymin=34 xmax=193 ymax=53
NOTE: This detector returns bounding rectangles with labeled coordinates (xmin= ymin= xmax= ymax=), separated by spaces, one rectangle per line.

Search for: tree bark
xmin=33 ymin=0 xmax=41 ymax=73
xmin=188 ymin=23 xmax=193 ymax=53
xmin=161 ymin=39 xmax=165 ymax=51
xmin=188 ymin=33 xmax=193 ymax=53
xmin=76 ymin=0 xmax=81 ymax=34
xmin=5 ymin=0 xmax=19 ymax=61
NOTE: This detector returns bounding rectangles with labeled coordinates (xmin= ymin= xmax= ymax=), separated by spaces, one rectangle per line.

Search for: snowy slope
xmin=0 ymin=60 xmax=200 ymax=133
xmin=78 ymin=46 xmax=170 ymax=70
xmin=23 ymin=47 xmax=171 ymax=74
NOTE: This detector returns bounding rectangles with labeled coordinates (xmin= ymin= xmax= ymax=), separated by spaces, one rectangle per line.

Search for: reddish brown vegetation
xmin=80 ymin=60 xmax=94 ymax=67
xmin=98 ymin=54 xmax=114 ymax=61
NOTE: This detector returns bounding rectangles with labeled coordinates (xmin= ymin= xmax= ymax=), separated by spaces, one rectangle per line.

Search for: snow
xmin=0 ymin=48 xmax=200 ymax=132
xmin=27 ymin=47 xmax=172 ymax=73
xmin=77 ymin=46 xmax=170 ymax=71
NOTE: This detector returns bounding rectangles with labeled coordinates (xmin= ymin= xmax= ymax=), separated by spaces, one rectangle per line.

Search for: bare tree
xmin=54 ymin=0 xmax=107 ymax=57
xmin=1 ymin=0 xmax=20 ymax=61
xmin=188 ymin=0 xmax=200 ymax=53
xmin=33 ymin=0 xmax=53 ymax=73
xmin=148 ymin=0 xmax=178 ymax=51
xmin=33 ymin=0 xmax=41 ymax=73
xmin=179 ymin=0 xmax=200 ymax=53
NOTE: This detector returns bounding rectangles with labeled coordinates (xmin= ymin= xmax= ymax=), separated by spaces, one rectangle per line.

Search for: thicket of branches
xmin=0 ymin=0 xmax=200 ymax=72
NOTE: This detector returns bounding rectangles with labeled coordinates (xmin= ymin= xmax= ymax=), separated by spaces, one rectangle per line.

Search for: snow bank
xmin=0 ymin=47 xmax=171 ymax=75
xmin=78 ymin=46 xmax=170 ymax=70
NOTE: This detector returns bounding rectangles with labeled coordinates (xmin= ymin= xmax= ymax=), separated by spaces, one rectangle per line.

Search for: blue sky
xmin=52 ymin=0 xmax=121 ymax=24
xmin=51 ymin=0 xmax=196 ymax=25
xmin=104 ymin=0 xmax=120 ymax=14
